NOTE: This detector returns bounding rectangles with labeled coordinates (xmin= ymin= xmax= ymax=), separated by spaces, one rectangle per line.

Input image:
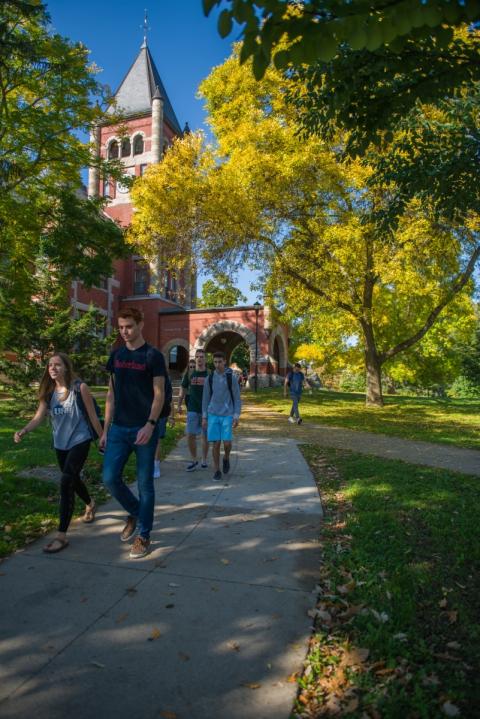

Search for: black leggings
xmin=55 ymin=440 xmax=91 ymax=532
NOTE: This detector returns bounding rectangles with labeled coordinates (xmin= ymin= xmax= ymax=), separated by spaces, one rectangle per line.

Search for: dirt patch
xmin=19 ymin=466 xmax=60 ymax=484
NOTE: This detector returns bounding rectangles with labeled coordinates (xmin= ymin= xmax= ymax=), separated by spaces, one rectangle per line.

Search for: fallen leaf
xmin=115 ymin=613 xmax=128 ymax=624
xmin=324 ymin=694 xmax=342 ymax=714
xmin=445 ymin=611 xmax=458 ymax=624
xmin=178 ymin=652 xmax=190 ymax=662
xmin=168 ymin=582 xmax=180 ymax=588
xmin=3 ymin=525 xmax=12 ymax=533
xmin=220 ymin=558 xmax=230 ymax=565
xmin=228 ymin=641 xmax=241 ymax=652
xmin=337 ymin=580 xmax=356 ymax=595
xmin=148 ymin=627 xmax=161 ymax=641
xmin=241 ymin=682 xmax=261 ymax=689
xmin=439 ymin=598 xmax=448 ymax=608
xmin=126 ymin=586 xmax=137 ymax=596
xmin=90 ymin=661 xmax=105 ymax=668
xmin=342 ymin=647 xmax=370 ymax=667
xmin=338 ymin=604 xmax=363 ymax=619
xmin=165 ymin=604 xmax=175 ymax=609
xmin=159 ymin=712 xmax=177 ymax=719
xmin=442 ymin=701 xmax=460 ymax=717
xmin=287 ymin=673 xmax=298 ymax=683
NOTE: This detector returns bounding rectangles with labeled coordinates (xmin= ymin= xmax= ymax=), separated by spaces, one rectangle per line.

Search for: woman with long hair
xmin=13 ymin=353 xmax=103 ymax=553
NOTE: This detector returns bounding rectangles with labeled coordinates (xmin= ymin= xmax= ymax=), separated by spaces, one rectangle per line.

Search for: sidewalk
xmin=0 ymin=434 xmax=322 ymax=719
xmin=243 ymin=405 xmax=480 ymax=476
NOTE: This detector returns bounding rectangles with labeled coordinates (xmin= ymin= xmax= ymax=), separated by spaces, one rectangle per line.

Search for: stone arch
xmin=195 ymin=321 xmax=257 ymax=362
xmin=269 ymin=327 xmax=288 ymax=370
xmin=106 ymin=136 xmax=119 ymax=159
xmin=161 ymin=337 xmax=191 ymax=359
xmin=133 ymin=132 xmax=145 ymax=155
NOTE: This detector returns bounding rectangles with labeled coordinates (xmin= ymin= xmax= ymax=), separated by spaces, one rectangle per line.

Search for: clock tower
xmin=83 ymin=38 xmax=195 ymax=333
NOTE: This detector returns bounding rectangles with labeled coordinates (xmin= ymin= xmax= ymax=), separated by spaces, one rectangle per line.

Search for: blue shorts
xmin=207 ymin=414 xmax=233 ymax=442
xmin=186 ymin=411 xmax=206 ymax=436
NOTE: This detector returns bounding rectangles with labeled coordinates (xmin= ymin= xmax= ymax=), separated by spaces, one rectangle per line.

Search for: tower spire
xmin=141 ymin=8 xmax=149 ymax=48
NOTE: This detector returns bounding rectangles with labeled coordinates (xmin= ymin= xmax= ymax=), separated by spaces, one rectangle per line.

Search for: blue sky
xmin=45 ymin=0 xmax=260 ymax=303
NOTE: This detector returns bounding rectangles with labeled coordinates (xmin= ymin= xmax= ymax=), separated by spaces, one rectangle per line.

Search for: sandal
xmin=82 ymin=499 xmax=96 ymax=524
xmin=43 ymin=538 xmax=69 ymax=554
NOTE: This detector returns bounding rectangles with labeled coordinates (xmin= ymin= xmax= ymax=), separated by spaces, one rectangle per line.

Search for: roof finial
xmin=141 ymin=8 xmax=149 ymax=48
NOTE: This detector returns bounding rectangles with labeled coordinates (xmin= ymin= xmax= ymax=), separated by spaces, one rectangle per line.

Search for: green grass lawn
xmin=293 ymin=446 xmax=479 ymax=718
xmin=0 ymin=398 xmax=184 ymax=558
xmin=249 ymin=388 xmax=480 ymax=449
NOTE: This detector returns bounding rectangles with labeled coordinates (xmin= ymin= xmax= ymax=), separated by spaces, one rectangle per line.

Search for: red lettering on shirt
xmin=114 ymin=359 xmax=147 ymax=371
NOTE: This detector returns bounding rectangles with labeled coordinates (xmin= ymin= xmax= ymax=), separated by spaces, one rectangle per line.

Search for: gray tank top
xmin=49 ymin=386 xmax=91 ymax=450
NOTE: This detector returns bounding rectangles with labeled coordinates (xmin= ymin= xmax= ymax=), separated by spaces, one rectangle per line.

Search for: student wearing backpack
xmin=100 ymin=307 xmax=167 ymax=559
xmin=202 ymin=351 xmax=241 ymax=482
xmin=13 ymin=353 xmax=102 ymax=554
xmin=177 ymin=348 xmax=209 ymax=472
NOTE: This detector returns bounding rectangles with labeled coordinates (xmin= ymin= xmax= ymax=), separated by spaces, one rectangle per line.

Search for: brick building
xmin=75 ymin=40 xmax=288 ymax=383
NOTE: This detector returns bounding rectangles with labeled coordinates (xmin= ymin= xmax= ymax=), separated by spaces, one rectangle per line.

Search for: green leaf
xmin=273 ymin=49 xmax=290 ymax=70
xmin=252 ymin=49 xmax=270 ymax=80
xmin=218 ymin=9 xmax=233 ymax=39
xmin=202 ymin=0 xmax=218 ymax=16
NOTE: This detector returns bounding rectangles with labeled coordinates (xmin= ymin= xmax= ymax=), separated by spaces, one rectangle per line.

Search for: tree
xmin=0 ymin=1 xmax=123 ymax=278
xmin=203 ymin=0 xmax=480 ymax=79
xmin=129 ymin=50 xmax=480 ymax=406
xmin=198 ymin=272 xmax=247 ymax=307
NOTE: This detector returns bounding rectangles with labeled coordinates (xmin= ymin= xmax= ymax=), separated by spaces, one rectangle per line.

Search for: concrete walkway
xmin=243 ymin=405 xmax=480 ymax=476
xmin=0 ymin=435 xmax=322 ymax=719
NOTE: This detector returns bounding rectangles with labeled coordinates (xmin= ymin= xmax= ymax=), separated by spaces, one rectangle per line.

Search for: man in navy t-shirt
xmin=100 ymin=307 xmax=166 ymax=558
xmin=284 ymin=362 xmax=306 ymax=425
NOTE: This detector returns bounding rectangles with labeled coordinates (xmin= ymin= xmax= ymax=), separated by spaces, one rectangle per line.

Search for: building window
xmin=134 ymin=261 xmax=149 ymax=295
xmin=133 ymin=135 xmax=144 ymax=155
xmin=95 ymin=276 xmax=108 ymax=290
xmin=162 ymin=139 xmax=170 ymax=156
xmin=140 ymin=163 xmax=148 ymax=176
xmin=121 ymin=138 xmax=131 ymax=157
xmin=103 ymin=179 xmax=110 ymax=197
xmin=108 ymin=140 xmax=119 ymax=159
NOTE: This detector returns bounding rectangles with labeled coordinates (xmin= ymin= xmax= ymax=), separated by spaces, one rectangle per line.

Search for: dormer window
xmin=133 ymin=134 xmax=144 ymax=155
xmin=121 ymin=138 xmax=131 ymax=157
xmin=108 ymin=140 xmax=119 ymax=159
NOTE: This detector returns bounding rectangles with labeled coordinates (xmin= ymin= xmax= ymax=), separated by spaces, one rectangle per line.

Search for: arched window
xmin=108 ymin=140 xmax=119 ymax=159
xmin=133 ymin=135 xmax=144 ymax=155
xmin=162 ymin=139 xmax=170 ymax=156
xmin=103 ymin=179 xmax=110 ymax=197
xmin=121 ymin=138 xmax=131 ymax=157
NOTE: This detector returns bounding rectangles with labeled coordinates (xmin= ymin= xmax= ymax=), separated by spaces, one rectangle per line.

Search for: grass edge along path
xmin=249 ymin=388 xmax=480 ymax=450
xmin=291 ymin=446 xmax=479 ymax=719
xmin=0 ymin=399 xmax=185 ymax=558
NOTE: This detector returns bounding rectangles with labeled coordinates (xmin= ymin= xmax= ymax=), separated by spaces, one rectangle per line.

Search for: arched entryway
xmin=269 ymin=328 xmax=288 ymax=376
xmin=162 ymin=338 xmax=190 ymax=377
xmin=195 ymin=321 xmax=257 ymax=366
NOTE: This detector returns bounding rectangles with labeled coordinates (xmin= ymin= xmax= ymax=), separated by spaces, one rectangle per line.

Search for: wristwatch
xmin=147 ymin=418 xmax=157 ymax=426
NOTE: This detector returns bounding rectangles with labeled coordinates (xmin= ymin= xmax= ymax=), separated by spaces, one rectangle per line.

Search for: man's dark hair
xmin=118 ymin=307 xmax=144 ymax=324
xmin=294 ymin=362 xmax=301 ymax=368
xmin=213 ymin=351 xmax=226 ymax=360
xmin=195 ymin=348 xmax=205 ymax=355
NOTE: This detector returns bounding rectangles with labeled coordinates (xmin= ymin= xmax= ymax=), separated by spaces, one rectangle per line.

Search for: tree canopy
xmin=203 ymin=0 xmax=480 ymax=79
xmin=129 ymin=47 xmax=480 ymax=406
xmin=198 ymin=273 xmax=247 ymax=308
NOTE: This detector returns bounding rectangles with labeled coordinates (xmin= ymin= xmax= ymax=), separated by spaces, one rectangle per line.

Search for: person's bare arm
xmin=80 ymin=383 xmax=103 ymax=438
xmin=14 ymin=401 xmax=48 ymax=442
xmin=135 ymin=376 xmax=165 ymax=445
xmin=99 ymin=378 xmax=114 ymax=449
xmin=177 ymin=386 xmax=186 ymax=414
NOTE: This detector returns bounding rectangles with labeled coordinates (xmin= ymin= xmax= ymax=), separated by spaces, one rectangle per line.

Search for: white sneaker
xmin=288 ymin=417 xmax=295 ymax=423
xmin=153 ymin=460 xmax=161 ymax=478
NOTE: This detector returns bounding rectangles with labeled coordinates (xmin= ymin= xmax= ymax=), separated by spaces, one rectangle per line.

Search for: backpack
xmin=208 ymin=370 xmax=235 ymax=407
xmin=73 ymin=379 xmax=104 ymax=440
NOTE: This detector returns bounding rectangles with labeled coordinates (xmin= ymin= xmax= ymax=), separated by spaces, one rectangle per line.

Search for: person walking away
xmin=202 ymin=351 xmax=241 ymax=482
xmin=100 ymin=307 xmax=167 ymax=559
xmin=284 ymin=362 xmax=306 ymax=424
xmin=13 ymin=353 xmax=102 ymax=553
xmin=177 ymin=350 xmax=209 ymax=471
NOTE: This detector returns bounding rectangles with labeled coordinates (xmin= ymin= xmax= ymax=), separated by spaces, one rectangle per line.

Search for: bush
xmin=449 ymin=375 xmax=480 ymax=398
xmin=338 ymin=370 xmax=366 ymax=393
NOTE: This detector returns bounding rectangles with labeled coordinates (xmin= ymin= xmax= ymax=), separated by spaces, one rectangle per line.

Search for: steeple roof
xmin=109 ymin=43 xmax=182 ymax=134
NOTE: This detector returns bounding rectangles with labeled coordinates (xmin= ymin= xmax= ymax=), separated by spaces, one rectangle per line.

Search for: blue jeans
xmin=102 ymin=423 xmax=159 ymax=539
xmin=290 ymin=394 xmax=301 ymax=419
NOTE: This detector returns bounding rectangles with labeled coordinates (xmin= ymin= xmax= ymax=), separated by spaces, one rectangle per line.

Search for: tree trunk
xmin=365 ymin=349 xmax=384 ymax=407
